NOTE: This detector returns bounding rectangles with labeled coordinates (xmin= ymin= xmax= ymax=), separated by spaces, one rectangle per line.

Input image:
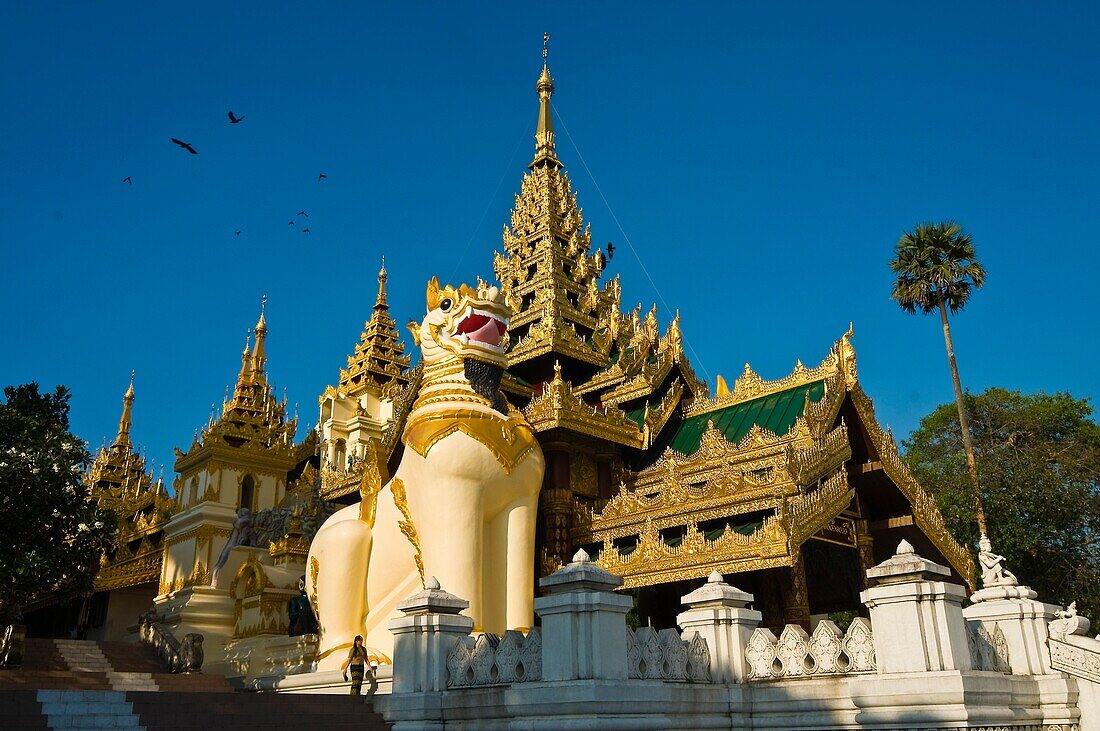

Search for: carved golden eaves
xmin=595 ymin=516 xmax=791 ymax=589
xmin=522 ymin=363 xmax=644 ymax=448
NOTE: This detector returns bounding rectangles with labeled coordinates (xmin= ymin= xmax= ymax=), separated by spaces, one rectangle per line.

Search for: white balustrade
xmin=625 ymin=627 xmax=712 ymax=682
xmin=745 ymin=618 xmax=875 ymax=681
xmin=446 ymin=630 xmax=543 ymax=688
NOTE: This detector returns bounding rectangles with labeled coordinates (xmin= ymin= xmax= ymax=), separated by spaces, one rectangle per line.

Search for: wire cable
xmin=447 ymin=112 xmax=535 ymax=285
xmin=552 ymin=102 xmax=714 ymax=388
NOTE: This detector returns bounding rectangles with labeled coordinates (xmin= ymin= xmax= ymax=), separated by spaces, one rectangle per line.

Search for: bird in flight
xmin=606 ymin=242 xmax=615 ymax=261
xmin=288 ymin=220 xmax=295 ymax=226
xmin=302 ymin=228 xmax=311 ymax=234
xmin=228 ymin=111 xmax=245 ymax=124
xmin=122 ymin=176 xmax=132 ymax=185
xmin=171 ymin=138 xmax=198 ymax=154
xmin=297 ymin=211 xmax=308 ymax=217
xmin=317 ymin=173 xmax=327 ymax=181
xmin=234 ymin=231 xmax=241 ymax=236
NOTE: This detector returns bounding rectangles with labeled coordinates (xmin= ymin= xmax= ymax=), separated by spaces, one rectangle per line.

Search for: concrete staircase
xmin=0 ymin=638 xmax=391 ymax=729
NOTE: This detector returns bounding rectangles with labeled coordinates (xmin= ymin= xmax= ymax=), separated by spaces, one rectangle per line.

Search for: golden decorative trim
xmin=595 ymin=516 xmax=791 ymax=590
xmin=358 ymin=454 xmax=383 ymax=526
xmin=689 ymin=326 xmax=857 ymax=418
xmin=309 ymin=556 xmax=320 ymax=609
xmin=404 ymin=408 xmax=539 ymax=476
xmin=390 ymin=478 xmax=425 ymax=585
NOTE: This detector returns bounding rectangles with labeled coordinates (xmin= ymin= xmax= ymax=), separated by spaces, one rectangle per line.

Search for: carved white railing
xmin=967 ymin=620 xmax=1011 ymax=673
xmin=626 ymin=627 xmax=711 ymax=682
xmin=447 ymin=630 xmax=542 ymax=688
xmin=745 ymin=618 xmax=875 ymax=680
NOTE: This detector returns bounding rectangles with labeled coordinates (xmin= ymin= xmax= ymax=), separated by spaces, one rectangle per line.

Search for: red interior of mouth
xmin=455 ymin=313 xmax=507 ymax=345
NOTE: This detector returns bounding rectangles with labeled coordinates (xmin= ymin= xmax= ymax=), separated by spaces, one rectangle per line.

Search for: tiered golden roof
xmin=181 ymin=302 xmax=298 ymax=458
xmin=88 ymin=374 xmax=175 ymax=592
xmin=494 ymin=60 xmax=619 ymax=371
xmin=495 ymin=58 xmax=704 ymax=440
xmin=339 ymin=259 xmax=411 ymax=396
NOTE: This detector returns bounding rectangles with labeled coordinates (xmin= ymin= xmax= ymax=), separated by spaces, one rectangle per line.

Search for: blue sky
xmin=2 ymin=2 xmax=1097 ymax=481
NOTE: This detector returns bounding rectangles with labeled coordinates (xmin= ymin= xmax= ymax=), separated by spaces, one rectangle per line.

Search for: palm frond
xmin=889 ymin=221 xmax=985 ymax=316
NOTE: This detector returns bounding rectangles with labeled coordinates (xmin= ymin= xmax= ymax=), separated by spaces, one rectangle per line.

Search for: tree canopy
xmin=0 ymin=383 xmax=116 ymax=622
xmin=890 ymin=221 xmax=986 ymax=315
xmin=904 ymin=388 xmax=1100 ymax=616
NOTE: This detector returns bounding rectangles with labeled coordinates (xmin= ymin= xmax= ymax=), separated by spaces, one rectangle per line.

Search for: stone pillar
xmin=964 ymin=582 xmax=1060 ymax=675
xmin=676 ymin=571 xmax=761 ymax=683
xmin=540 ymin=450 xmax=573 ymax=568
xmin=534 ymin=549 xmax=632 ymax=681
xmin=388 ymin=577 xmax=474 ymax=694
xmin=780 ymin=551 xmax=811 ymax=629
xmin=860 ymin=540 xmax=972 ymax=673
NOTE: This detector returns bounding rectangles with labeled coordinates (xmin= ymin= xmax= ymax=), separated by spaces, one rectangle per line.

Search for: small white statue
xmin=1055 ymin=601 xmax=1078 ymax=620
xmin=978 ymin=534 xmax=1018 ymax=588
xmin=210 ymin=508 xmax=254 ymax=586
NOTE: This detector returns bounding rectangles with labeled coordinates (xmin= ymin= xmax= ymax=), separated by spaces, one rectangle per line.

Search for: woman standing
xmin=341 ymin=635 xmax=371 ymax=695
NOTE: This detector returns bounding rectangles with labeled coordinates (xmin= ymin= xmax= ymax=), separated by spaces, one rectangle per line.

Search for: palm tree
xmin=890 ymin=221 xmax=988 ymax=536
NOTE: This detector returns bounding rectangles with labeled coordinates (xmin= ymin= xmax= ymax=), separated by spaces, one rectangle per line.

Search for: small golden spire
xmin=375 ymin=256 xmax=389 ymax=311
xmin=112 ymin=370 xmax=136 ymax=448
xmin=239 ymin=328 xmax=253 ymax=381
xmin=531 ymin=32 xmax=560 ymax=168
xmin=252 ymin=295 xmax=268 ymax=373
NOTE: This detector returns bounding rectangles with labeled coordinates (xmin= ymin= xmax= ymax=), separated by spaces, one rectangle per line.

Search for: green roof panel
xmin=669 ymin=380 xmax=826 ymax=456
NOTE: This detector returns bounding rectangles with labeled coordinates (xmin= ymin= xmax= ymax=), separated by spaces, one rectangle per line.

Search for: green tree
xmin=0 ymin=384 xmax=116 ymax=622
xmin=890 ymin=221 xmax=988 ymax=535
xmin=905 ymin=389 xmax=1100 ymax=616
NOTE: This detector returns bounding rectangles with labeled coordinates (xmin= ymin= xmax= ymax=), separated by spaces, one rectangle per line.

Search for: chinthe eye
xmin=439 ymin=298 xmax=453 ymax=312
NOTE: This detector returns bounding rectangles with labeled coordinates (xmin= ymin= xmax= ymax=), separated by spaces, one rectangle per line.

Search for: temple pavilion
xmin=313 ymin=57 xmax=974 ymax=632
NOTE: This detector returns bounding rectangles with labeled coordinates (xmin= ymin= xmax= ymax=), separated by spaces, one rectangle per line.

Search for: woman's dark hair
xmin=354 ymin=635 xmax=363 ymax=644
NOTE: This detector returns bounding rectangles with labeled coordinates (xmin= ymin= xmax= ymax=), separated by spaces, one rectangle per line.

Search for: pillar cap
xmin=539 ymin=548 xmax=623 ymax=594
xmin=681 ymin=571 xmax=754 ymax=609
xmin=866 ymin=540 xmax=951 ymax=585
xmin=396 ymin=576 xmax=470 ymax=615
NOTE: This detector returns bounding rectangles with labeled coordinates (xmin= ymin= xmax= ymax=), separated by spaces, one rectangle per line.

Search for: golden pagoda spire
xmin=252 ymin=294 xmax=268 ymax=374
xmin=531 ymin=32 xmax=560 ymax=169
xmin=112 ymin=370 xmax=136 ymax=449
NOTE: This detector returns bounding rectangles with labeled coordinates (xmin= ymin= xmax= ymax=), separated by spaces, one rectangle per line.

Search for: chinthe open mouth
xmin=454 ymin=311 xmax=507 ymax=348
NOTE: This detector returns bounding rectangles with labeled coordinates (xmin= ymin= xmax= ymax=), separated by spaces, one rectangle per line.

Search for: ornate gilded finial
xmin=238 ymin=327 xmax=253 ymax=379
xmin=531 ymin=32 xmax=559 ymax=168
xmin=252 ymin=297 xmax=268 ymax=372
xmin=113 ymin=372 xmax=136 ymax=448
xmin=375 ymin=256 xmax=389 ymax=310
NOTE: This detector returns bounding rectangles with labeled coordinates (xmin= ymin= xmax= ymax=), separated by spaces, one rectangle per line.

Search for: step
xmin=37 ymin=690 xmax=143 ymax=729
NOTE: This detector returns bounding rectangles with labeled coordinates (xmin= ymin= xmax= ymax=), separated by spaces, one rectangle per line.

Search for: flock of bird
xmin=121 ymin=111 xmax=327 ymax=237
xmin=124 ymin=113 xmax=613 ymax=256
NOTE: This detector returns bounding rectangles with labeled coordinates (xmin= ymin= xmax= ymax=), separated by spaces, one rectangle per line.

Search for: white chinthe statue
xmin=307 ymin=277 xmax=545 ymax=669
